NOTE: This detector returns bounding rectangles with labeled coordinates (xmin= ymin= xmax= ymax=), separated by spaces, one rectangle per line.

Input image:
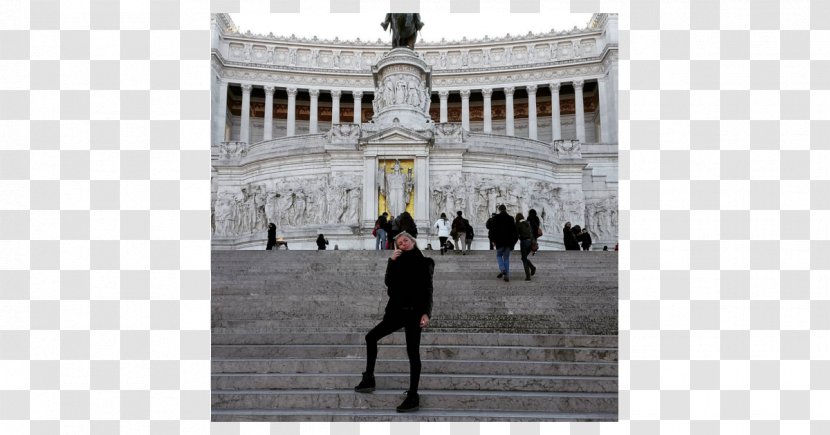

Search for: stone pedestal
xmin=371 ymin=48 xmax=433 ymax=130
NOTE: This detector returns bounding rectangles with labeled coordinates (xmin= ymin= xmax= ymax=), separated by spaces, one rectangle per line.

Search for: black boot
xmin=530 ymin=263 xmax=536 ymax=276
xmin=524 ymin=265 xmax=531 ymax=281
xmin=354 ymin=372 xmax=375 ymax=393
xmin=396 ymin=391 xmax=420 ymax=413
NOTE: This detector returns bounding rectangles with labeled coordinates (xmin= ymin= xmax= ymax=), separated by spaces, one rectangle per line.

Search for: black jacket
xmin=384 ymin=249 xmax=434 ymax=318
xmin=564 ymin=226 xmax=580 ymax=250
xmin=579 ymin=231 xmax=592 ymax=248
xmin=516 ymin=221 xmax=533 ymax=240
xmin=527 ymin=215 xmax=540 ymax=238
xmin=490 ymin=211 xmax=518 ymax=248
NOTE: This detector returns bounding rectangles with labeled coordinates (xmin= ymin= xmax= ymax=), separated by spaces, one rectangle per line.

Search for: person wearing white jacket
xmin=433 ymin=213 xmax=451 ymax=255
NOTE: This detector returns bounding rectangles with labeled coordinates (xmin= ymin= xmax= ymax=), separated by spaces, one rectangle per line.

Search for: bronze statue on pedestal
xmin=381 ymin=13 xmax=424 ymax=50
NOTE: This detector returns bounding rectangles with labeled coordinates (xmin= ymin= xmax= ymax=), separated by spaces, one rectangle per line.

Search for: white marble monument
xmin=210 ymin=13 xmax=619 ymax=249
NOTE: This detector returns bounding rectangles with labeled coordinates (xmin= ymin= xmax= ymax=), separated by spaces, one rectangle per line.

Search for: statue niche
xmin=377 ymin=159 xmax=414 ymax=218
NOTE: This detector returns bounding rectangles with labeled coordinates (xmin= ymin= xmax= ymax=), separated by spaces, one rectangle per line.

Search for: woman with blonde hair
xmin=354 ymin=231 xmax=434 ymax=413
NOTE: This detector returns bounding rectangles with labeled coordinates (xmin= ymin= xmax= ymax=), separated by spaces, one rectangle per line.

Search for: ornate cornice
xmin=222 ymin=17 xmax=602 ymax=48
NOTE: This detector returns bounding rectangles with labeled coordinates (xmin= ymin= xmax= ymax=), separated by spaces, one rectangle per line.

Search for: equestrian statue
xmin=381 ymin=13 xmax=424 ymax=50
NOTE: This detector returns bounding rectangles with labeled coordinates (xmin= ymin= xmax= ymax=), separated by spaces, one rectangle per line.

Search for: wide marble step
xmin=210 ymin=332 xmax=618 ymax=348
xmin=212 ymin=372 xmax=618 ymax=393
xmin=211 ymin=389 xmax=618 ymax=414
xmin=211 ymin=344 xmax=618 ymax=362
xmin=212 ymin=358 xmax=618 ymax=377
xmin=211 ymin=407 xmax=617 ymax=422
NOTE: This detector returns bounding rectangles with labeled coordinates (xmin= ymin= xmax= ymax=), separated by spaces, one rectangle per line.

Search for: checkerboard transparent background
xmin=1 ymin=0 xmax=829 ymax=433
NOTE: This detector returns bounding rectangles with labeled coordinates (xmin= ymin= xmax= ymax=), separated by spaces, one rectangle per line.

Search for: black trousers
xmin=364 ymin=311 xmax=423 ymax=393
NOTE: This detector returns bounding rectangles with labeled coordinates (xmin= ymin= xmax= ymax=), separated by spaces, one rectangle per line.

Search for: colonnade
xmin=214 ymin=76 xmax=616 ymax=145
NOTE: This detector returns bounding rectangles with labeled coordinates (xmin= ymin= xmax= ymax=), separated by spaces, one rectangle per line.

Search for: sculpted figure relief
xmin=211 ymin=175 xmax=365 ymax=237
xmin=428 ymin=174 xmax=593 ymax=244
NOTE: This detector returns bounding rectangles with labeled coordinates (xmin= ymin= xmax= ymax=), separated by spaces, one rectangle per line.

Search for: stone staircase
xmin=212 ymin=250 xmax=618 ymax=422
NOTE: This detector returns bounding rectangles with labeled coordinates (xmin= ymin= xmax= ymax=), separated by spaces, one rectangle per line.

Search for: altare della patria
xmin=210 ymin=13 xmax=619 ymax=250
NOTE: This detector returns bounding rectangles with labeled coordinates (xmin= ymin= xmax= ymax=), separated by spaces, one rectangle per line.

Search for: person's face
xmin=396 ymin=236 xmax=415 ymax=251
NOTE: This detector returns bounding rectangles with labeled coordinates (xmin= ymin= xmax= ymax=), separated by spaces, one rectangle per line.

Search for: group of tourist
xmin=484 ymin=205 xmax=542 ymax=282
xmin=563 ymin=221 xmax=593 ymax=251
xmin=431 ymin=211 xmax=474 ymax=255
xmin=374 ymin=211 xmax=418 ymax=250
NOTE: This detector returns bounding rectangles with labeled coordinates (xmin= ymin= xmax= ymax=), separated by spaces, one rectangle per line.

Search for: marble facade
xmin=211 ymin=13 xmax=619 ymax=250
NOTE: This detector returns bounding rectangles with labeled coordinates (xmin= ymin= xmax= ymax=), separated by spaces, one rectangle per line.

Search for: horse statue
xmin=380 ymin=13 xmax=424 ymax=50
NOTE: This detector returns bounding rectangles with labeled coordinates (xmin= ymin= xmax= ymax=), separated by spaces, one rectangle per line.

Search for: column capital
xmin=504 ymin=86 xmax=515 ymax=96
xmin=286 ymin=87 xmax=298 ymax=97
xmin=526 ymin=84 xmax=538 ymax=94
xmin=550 ymin=82 xmax=561 ymax=92
xmin=572 ymin=79 xmax=584 ymax=90
xmin=460 ymin=89 xmax=471 ymax=98
xmin=263 ymin=85 xmax=275 ymax=95
xmin=241 ymin=83 xmax=253 ymax=93
xmin=481 ymin=88 xmax=493 ymax=98
xmin=331 ymin=89 xmax=342 ymax=98
xmin=309 ymin=89 xmax=320 ymax=98
xmin=352 ymin=90 xmax=363 ymax=99
xmin=438 ymin=90 xmax=449 ymax=98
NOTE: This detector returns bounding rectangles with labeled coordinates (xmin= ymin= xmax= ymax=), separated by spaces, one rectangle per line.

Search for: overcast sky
xmin=229 ymin=0 xmax=592 ymax=43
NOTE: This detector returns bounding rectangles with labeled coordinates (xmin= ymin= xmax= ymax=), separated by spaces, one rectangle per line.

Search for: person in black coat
xmin=266 ymin=223 xmax=277 ymax=250
xmin=354 ymin=231 xmax=434 ymax=413
xmin=486 ymin=212 xmax=496 ymax=250
xmin=527 ymin=209 xmax=541 ymax=256
xmin=315 ymin=234 xmax=329 ymax=250
xmin=563 ymin=222 xmax=580 ymax=250
xmin=578 ymin=227 xmax=593 ymax=251
xmin=488 ymin=204 xmax=518 ymax=281
xmin=398 ymin=211 xmax=418 ymax=239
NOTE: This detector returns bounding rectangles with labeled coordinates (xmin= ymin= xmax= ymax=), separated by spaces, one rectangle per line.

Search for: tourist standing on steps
xmin=489 ymin=205 xmax=518 ymax=281
xmin=266 ymin=223 xmax=277 ymax=250
xmin=527 ymin=209 xmax=541 ymax=256
xmin=464 ymin=215 xmax=474 ymax=252
xmin=354 ymin=231 xmax=434 ymax=413
xmin=316 ymin=234 xmax=329 ymax=250
xmin=486 ymin=212 xmax=496 ymax=250
xmin=387 ymin=215 xmax=400 ymax=248
xmin=398 ymin=211 xmax=418 ymax=239
xmin=578 ymin=227 xmax=593 ymax=251
xmin=374 ymin=213 xmax=388 ymax=250
xmin=563 ymin=222 xmax=579 ymax=250
xmin=515 ymin=213 xmax=537 ymax=281
xmin=451 ymin=211 xmax=468 ymax=254
xmin=433 ymin=213 xmax=451 ymax=255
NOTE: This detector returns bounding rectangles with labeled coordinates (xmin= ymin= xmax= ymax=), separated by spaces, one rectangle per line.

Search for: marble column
xmin=550 ymin=82 xmax=562 ymax=141
xmin=353 ymin=91 xmax=362 ymax=123
xmin=331 ymin=90 xmax=341 ymax=124
xmin=527 ymin=84 xmax=538 ymax=140
xmin=573 ymin=80 xmax=585 ymax=143
xmin=363 ymin=156 xmax=377 ymax=231
xmin=460 ymin=89 xmax=471 ymax=131
xmin=505 ymin=86 xmax=515 ymax=136
xmin=608 ymin=62 xmax=619 ymax=143
xmin=240 ymin=83 xmax=252 ymax=143
xmin=414 ymin=155 xmax=429 ymax=225
xmin=213 ymin=79 xmax=228 ymax=144
xmin=439 ymin=90 xmax=449 ymax=123
xmin=263 ymin=85 xmax=274 ymax=141
xmin=598 ymin=76 xmax=611 ymax=144
xmin=309 ymin=89 xmax=320 ymax=134
xmin=286 ymin=87 xmax=297 ymax=136
xmin=482 ymin=88 xmax=493 ymax=134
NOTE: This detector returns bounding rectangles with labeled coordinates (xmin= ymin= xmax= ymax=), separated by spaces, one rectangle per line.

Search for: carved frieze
xmin=212 ymin=174 xmax=364 ymax=237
